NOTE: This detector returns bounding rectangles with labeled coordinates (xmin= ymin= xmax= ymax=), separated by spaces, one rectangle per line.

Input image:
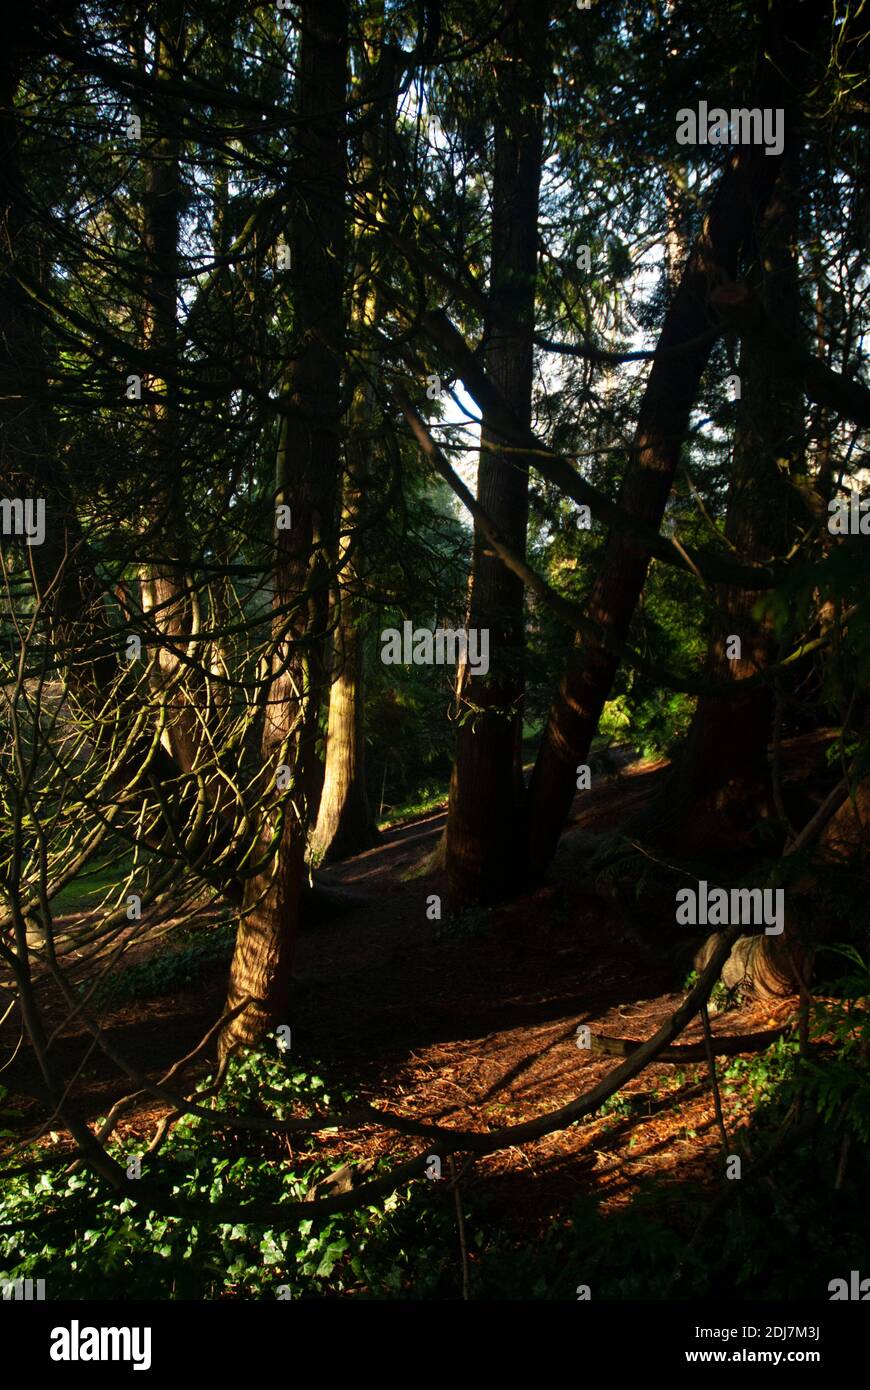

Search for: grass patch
xmin=51 ymin=849 xmax=140 ymax=915
xmin=378 ymin=783 xmax=448 ymax=829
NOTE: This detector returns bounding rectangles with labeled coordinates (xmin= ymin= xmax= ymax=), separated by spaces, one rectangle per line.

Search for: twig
xmin=783 ymin=773 xmax=850 ymax=857
xmin=448 ymin=1154 xmax=470 ymax=1301
xmin=770 ymin=684 xmax=797 ymax=842
xmin=700 ymin=1004 xmax=730 ymax=1158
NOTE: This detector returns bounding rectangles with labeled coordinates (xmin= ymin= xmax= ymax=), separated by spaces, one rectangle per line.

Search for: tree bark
xmin=312 ymin=5 xmax=393 ymax=865
xmin=524 ymin=1 xmax=820 ymax=881
xmin=445 ymin=4 xmax=545 ymax=907
xmin=136 ymin=1 xmax=203 ymax=780
xmin=222 ymin=0 xmax=347 ymax=1056
xmin=641 ymin=166 xmax=805 ymax=857
xmin=697 ymin=769 xmax=870 ymax=1000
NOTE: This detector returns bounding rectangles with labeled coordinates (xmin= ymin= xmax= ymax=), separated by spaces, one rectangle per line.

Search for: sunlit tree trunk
xmin=222 ymin=0 xmax=347 ymax=1056
xmin=312 ymin=3 xmax=392 ymax=865
xmin=311 ymin=395 xmax=378 ymax=862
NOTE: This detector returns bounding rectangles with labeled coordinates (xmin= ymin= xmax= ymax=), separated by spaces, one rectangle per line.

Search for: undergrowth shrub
xmin=2 ymin=948 xmax=867 ymax=1299
xmin=0 ymin=1047 xmax=461 ymax=1299
xmin=81 ymin=923 xmax=236 ymax=1007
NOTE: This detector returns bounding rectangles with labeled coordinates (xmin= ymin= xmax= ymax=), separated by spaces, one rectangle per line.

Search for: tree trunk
xmin=311 ymin=393 xmax=376 ymax=865
xmin=640 ymin=166 xmax=805 ymax=857
xmin=136 ymin=5 xmax=213 ymax=787
xmin=524 ymin=1 xmax=819 ymax=881
xmin=222 ymin=0 xmax=347 ymax=1057
xmin=445 ymin=5 xmax=545 ymax=907
xmin=312 ymin=455 xmax=378 ymax=861
xmin=312 ymin=5 xmax=392 ymax=865
xmin=697 ymin=769 xmax=870 ymax=1000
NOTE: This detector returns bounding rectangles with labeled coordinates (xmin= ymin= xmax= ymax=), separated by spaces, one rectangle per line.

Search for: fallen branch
xmin=591 ymin=1024 xmax=790 ymax=1062
xmin=16 ymin=917 xmax=748 ymax=1230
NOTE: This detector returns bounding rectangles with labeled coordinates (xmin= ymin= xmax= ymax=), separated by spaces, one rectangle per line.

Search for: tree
xmin=638 ymin=162 xmax=807 ymax=857
xmin=311 ymin=0 xmax=395 ymax=865
xmin=524 ymin=0 xmax=824 ymax=880
xmin=445 ymin=3 xmax=547 ymax=907
xmin=222 ymin=0 xmax=350 ymax=1055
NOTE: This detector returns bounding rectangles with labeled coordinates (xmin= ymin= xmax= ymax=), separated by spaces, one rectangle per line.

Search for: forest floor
xmin=2 ymin=750 xmax=802 ymax=1244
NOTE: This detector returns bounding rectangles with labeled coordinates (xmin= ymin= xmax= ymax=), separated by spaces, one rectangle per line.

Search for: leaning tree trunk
xmin=445 ymin=3 xmax=545 ymax=907
xmin=638 ymin=164 xmax=805 ymax=857
xmin=222 ymin=0 xmax=347 ymax=1057
xmin=523 ymin=0 xmax=820 ymax=882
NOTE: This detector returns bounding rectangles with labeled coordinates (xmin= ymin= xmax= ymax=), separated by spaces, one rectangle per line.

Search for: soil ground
xmin=1 ymin=752 xmax=803 ymax=1238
